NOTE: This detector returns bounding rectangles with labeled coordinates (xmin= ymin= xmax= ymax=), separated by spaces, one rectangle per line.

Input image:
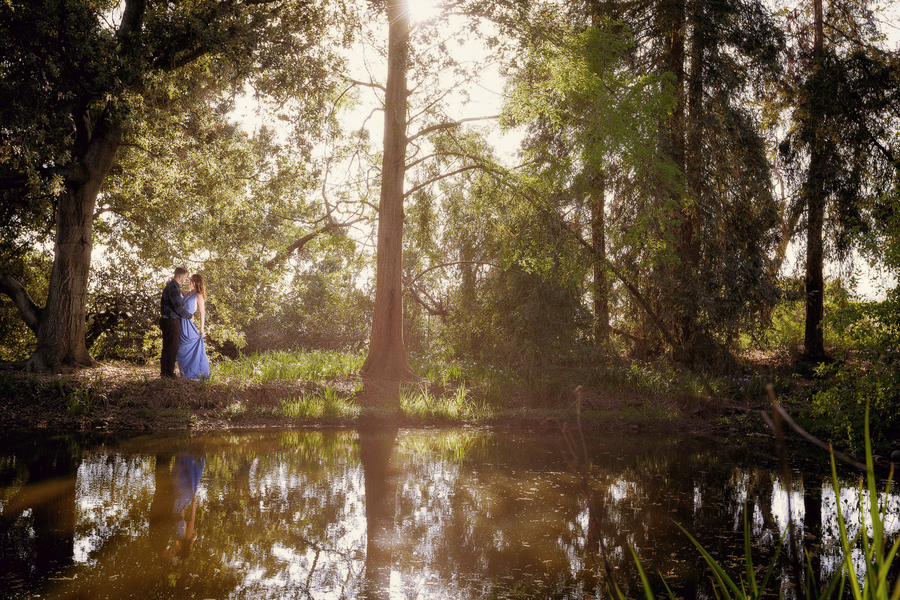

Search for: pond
xmin=0 ymin=427 xmax=895 ymax=599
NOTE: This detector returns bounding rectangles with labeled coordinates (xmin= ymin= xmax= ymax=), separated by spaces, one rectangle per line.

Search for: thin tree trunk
xmin=680 ymin=6 xmax=703 ymax=359
xmin=591 ymin=175 xmax=609 ymax=347
xmin=804 ymin=156 xmax=826 ymax=359
xmin=660 ymin=0 xmax=690 ymax=361
xmin=361 ymin=0 xmax=416 ymax=388
xmin=588 ymin=5 xmax=611 ymax=350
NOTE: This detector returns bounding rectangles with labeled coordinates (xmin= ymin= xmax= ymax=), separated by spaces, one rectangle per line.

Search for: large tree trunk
xmin=21 ymin=2 xmax=146 ymax=372
xmin=361 ymin=0 xmax=416 ymax=388
xmin=26 ymin=113 xmax=123 ymax=372
xmin=803 ymin=0 xmax=827 ymax=361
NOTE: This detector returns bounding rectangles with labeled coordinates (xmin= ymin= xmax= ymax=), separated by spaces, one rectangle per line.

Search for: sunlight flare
xmin=407 ymin=0 xmax=442 ymax=23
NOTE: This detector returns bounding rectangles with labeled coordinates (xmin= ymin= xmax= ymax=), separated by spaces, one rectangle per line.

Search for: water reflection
xmin=0 ymin=429 xmax=895 ymax=599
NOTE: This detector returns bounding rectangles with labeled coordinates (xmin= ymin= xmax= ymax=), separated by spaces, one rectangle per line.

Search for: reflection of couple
xmin=172 ymin=454 xmax=205 ymax=560
xmin=159 ymin=267 xmax=210 ymax=380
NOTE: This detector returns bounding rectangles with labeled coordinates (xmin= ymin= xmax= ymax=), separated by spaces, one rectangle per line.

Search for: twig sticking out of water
xmin=545 ymin=393 xmax=625 ymax=597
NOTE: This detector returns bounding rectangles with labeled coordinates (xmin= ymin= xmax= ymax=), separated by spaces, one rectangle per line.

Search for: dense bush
xmin=242 ymin=260 xmax=372 ymax=354
xmin=806 ymin=295 xmax=900 ymax=453
xmin=442 ymin=267 xmax=594 ymax=384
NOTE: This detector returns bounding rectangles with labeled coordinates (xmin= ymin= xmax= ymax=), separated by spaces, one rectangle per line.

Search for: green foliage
xmin=215 ymin=349 xmax=365 ymax=385
xmin=807 ymin=296 xmax=900 ymax=453
xmin=673 ymin=507 xmax=784 ymax=600
xmin=631 ymin=409 xmax=894 ymax=600
xmin=399 ymin=384 xmax=491 ymax=422
xmin=751 ymin=278 xmax=857 ymax=356
xmin=498 ymin=0 xmax=786 ymax=360
xmin=85 ymin=258 xmax=167 ymax=362
xmin=244 ymin=251 xmax=372 ymax=354
xmin=0 ymin=0 xmax=354 ymax=367
xmin=64 ymin=374 xmax=101 ymax=417
xmin=445 ymin=265 xmax=594 ymax=383
xmin=278 ymin=385 xmax=360 ymax=419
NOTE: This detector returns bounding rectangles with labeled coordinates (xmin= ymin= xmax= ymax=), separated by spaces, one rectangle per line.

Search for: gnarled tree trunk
xmin=26 ymin=114 xmax=123 ymax=372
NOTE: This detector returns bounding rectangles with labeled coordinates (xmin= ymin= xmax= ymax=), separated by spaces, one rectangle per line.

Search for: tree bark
xmin=361 ymin=0 xmax=416 ymax=388
xmin=679 ymin=4 xmax=703 ymax=359
xmin=803 ymin=152 xmax=827 ymax=360
xmin=803 ymin=0 xmax=827 ymax=361
xmin=14 ymin=0 xmax=146 ymax=372
xmin=0 ymin=271 xmax=42 ymax=333
xmin=660 ymin=0 xmax=692 ymax=362
xmin=26 ymin=112 xmax=123 ymax=371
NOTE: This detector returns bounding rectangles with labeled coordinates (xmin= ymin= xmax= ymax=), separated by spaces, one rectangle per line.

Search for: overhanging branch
xmin=264 ymin=219 xmax=363 ymax=269
xmin=0 ymin=270 xmax=42 ymax=333
xmin=561 ymin=220 xmax=680 ymax=352
xmin=406 ymin=260 xmax=506 ymax=288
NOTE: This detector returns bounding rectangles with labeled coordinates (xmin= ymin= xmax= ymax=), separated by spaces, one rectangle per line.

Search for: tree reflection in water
xmin=0 ymin=429 xmax=897 ymax=599
xmin=359 ymin=427 xmax=399 ymax=599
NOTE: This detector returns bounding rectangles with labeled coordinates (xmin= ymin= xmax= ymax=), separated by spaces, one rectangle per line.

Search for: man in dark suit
xmin=159 ymin=267 xmax=194 ymax=378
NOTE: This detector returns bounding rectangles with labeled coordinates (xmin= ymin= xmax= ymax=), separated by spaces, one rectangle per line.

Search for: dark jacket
xmin=160 ymin=279 xmax=193 ymax=319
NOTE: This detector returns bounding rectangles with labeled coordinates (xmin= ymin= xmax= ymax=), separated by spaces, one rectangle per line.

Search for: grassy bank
xmin=0 ymin=349 xmax=767 ymax=433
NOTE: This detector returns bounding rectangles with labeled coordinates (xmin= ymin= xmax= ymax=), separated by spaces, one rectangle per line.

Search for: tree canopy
xmin=0 ymin=0 xmax=898 ymax=386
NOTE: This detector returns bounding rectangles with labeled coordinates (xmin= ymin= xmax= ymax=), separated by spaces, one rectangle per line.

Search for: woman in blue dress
xmin=177 ymin=274 xmax=210 ymax=380
xmin=172 ymin=454 xmax=205 ymax=560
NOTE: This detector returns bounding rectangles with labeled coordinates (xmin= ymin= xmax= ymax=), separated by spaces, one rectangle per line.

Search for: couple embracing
xmin=160 ymin=267 xmax=210 ymax=380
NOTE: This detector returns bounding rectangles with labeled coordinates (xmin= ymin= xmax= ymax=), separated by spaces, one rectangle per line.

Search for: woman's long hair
xmin=190 ymin=274 xmax=207 ymax=299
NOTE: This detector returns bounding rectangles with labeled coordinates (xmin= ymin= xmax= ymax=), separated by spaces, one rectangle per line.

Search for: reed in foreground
xmin=623 ymin=404 xmax=896 ymax=600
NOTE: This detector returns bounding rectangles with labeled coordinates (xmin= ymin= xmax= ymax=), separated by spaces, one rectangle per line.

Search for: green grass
xmin=399 ymin=384 xmax=493 ymax=421
xmin=278 ymin=384 xmax=361 ymax=419
xmin=186 ymin=348 xmax=741 ymax=425
xmin=215 ymin=349 xmax=365 ymax=384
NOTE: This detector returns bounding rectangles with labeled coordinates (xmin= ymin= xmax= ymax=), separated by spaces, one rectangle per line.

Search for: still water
xmin=0 ymin=427 xmax=895 ymax=599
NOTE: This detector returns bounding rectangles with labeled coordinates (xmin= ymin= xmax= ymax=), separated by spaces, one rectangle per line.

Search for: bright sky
xmin=230 ymin=0 xmax=899 ymax=300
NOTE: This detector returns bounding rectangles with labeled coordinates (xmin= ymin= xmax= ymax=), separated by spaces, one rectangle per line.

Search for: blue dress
xmin=172 ymin=455 xmax=205 ymax=515
xmin=176 ymin=293 xmax=210 ymax=380
xmin=172 ymin=455 xmax=205 ymax=538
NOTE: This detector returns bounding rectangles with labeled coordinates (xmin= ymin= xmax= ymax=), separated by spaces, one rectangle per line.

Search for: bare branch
xmin=560 ymin=220 xmax=680 ymax=351
xmin=763 ymin=387 xmax=869 ymax=473
xmin=406 ymin=260 xmax=506 ymax=288
xmin=404 ymin=165 xmax=483 ymax=198
xmin=406 ymin=150 xmax=491 ymax=171
xmin=264 ymin=219 xmax=364 ymax=270
xmin=407 ymin=115 xmax=501 ymax=144
xmin=406 ymin=282 xmax=449 ymax=320
xmin=345 ymin=77 xmax=387 ymax=93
